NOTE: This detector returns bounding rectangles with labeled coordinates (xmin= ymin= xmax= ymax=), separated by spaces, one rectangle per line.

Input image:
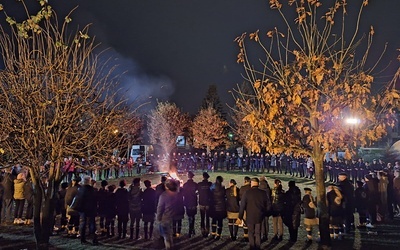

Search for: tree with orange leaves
xmin=191 ymin=105 xmax=228 ymax=154
xmin=232 ymin=0 xmax=399 ymax=246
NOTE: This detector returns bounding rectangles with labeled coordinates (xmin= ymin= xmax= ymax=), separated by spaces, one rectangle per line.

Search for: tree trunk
xmin=32 ymin=182 xmax=58 ymax=250
xmin=314 ymin=154 xmax=331 ymax=248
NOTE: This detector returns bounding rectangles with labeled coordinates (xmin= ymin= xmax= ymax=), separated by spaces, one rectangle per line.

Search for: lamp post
xmin=345 ymin=118 xmax=360 ymax=125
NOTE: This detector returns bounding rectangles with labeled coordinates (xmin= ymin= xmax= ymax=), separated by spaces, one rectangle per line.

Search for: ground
xmin=0 ymin=171 xmax=399 ymax=250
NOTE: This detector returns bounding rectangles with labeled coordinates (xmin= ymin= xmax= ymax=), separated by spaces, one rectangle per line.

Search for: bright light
xmin=169 ymin=172 xmax=179 ymax=180
xmin=345 ymin=118 xmax=360 ymax=124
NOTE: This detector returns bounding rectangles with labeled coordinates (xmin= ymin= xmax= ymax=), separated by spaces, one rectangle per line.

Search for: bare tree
xmin=0 ymin=2 xmax=132 ymax=248
xmin=147 ymin=101 xmax=190 ymax=170
xmin=191 ymin=106 xmax=227 ymax=154
xmin=232 ymin=0 xmax=399 ymax=246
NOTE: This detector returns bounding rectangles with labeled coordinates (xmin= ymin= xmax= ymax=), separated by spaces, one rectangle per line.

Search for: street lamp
xmin=345 ymin=118 xmax=360 ymax=125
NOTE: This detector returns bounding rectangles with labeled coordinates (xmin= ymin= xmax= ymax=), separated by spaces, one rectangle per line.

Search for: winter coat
xmin=239 ymin=186 xmax=271 ymax=224
xmin=239 ymin=183 xmax=251 ymax=200
xmin=23 ymin=179 xmax=33 ymax=201
xmin=271 ymin=186 xmax=285 ymax=216
xmin=378 ymin=176 xmax=388 ymax=212
xmin=73 ymin=184 xmax=97 ymax=217
xmin=65 ymin=184 xmax=80 ymax=207
xmin=157 ymin=189 xmax=179 ymax=222
xmin=97 ymin=187 xmax=108 ymax=215
xmin=302 ymin=194 xmax=317 ymax=219
xmin=182 ymin=179 xmax=198 ymax=208
xmin=105 ymin=191 xmax=117 ymax=219
xmin=57 ymin=188 xmax=67 ymax=214
xmin=225 ymin=186 xmax=240 ymax=213
xmin=141 ymin=187 xmax=157 ymax=215
xmin=210 ymin=182 xmax=226 ymax=219
xmin=338 ymin=179 xmax=355 ymax=211
xmin=173 ymin=190 xmax=185 ymax=220
xmin=2 ymin=173 xmax=14 ymax=200
xmin=128 ymin=185 xmax=143 ymax=214
xmin=197 ymin=179 xmax=212 ymax=206
xmin=155 ymin=182 xmax=166 ymax=206
xmin=115 ymin=187 xmax=130 ymax=220
xmin=284 ymin=186 xmax=302 ymax=229
xmin=365 ymin=178 xmax=380 ymax=205
xmin=327 ymin=186 xmax=344 ymax=218
xmin=259 ymin=180 xmax=272 ymax=197
xmin=354 ymin=186 xmax=368 ymax=212
xmin=13 ymin=179 xmax=25 ymax=200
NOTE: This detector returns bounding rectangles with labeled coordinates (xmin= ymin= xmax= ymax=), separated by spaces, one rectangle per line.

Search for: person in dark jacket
xmin=97 ymin=180 xmax=108 ymax=235
xmin=182 ymin=171 xmax=198 ymax=237
xmin=197 ymin=172 xmax=212 ymax=237
xmin=364 ymin=173 xmax=380 ymax=228
xmin=105 ymin=185 xmax=116 ymax=237
xmin=354 ymin=181 xmax=368 ymax=227
xmin=115 ymin=179 xmax=130 ymax=239
xmin=128 ymin=177 xmax=143 ymax=240
xmin=1 ymin=169 xmax=14 ymax=224
xmin=226 ymin=179 xmax=240 ymax=241
xmin=271 ymin=179 xmax=285 ymax=241
xmin=259 ymin=176 xmax=272 ymax=242
xmin=23 ymin=176 xmax=34 ymax=225
xmin=337 ymin=172 xmax=355 ymax=233
xmin=65 ymin=176 xmax=81 ymax=237
xmin=155 ymin=175 xmax=167 ymax=206
xmin=57 ymin=182 xmax=68 ymax=230
xmin=74 ymin=175 xmax=98 ymax=245
xmin=157 ymin=178 xmax=179 ymax=250
xmin=210 ymin=176 xmax=226 ymax=240
xmin=172 ymin=183 xmax=185 ymax=238
xmin=327 ymin=183 xmax=344 ymax=240
xmin=238 ymin=177 xmax=271 ymax=250
xmin=302 ymin=188 xmax=318 ymax=242
xmin=141 ymin=180 xmax=156 ymax=240
xmin=284 ymin=180 xmax=302 ymax=242
xmin=239 ymin=176 xmax=251 ymax=241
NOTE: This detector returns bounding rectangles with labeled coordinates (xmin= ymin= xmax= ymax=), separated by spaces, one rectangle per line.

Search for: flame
xmin=168 ymin=171 xmax=183 ymax=187
xmin=169 ymin=172 xmax=179 ymax=180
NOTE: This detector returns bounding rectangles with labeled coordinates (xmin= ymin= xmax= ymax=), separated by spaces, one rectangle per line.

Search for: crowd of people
xmin=1 ymin=154 xmax=400 ymax=250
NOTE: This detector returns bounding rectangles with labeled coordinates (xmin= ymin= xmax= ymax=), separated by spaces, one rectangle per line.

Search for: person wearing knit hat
xmin=302 ymin=187 xmax=318 ymax=242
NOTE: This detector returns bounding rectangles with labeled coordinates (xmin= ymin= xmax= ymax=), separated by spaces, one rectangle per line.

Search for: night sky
xmin=6 ymin=1 xmax=400 ymax=115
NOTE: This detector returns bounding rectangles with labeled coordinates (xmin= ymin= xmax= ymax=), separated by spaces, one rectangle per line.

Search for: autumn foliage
xmin=0 ymin=2 xmax=130 ymax=248
xmin=191 ymin=106 xmax=228 ymax=154
xmin=232 ymin=0 xmax=399 ymax=245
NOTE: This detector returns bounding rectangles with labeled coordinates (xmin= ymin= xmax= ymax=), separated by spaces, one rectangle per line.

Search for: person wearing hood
xmin=13 ymin=172 xmax=26 ymax=224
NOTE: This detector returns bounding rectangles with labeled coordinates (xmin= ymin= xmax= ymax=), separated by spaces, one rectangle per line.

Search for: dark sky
xmin=9 ymin=1 xmax=400 ymax=115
